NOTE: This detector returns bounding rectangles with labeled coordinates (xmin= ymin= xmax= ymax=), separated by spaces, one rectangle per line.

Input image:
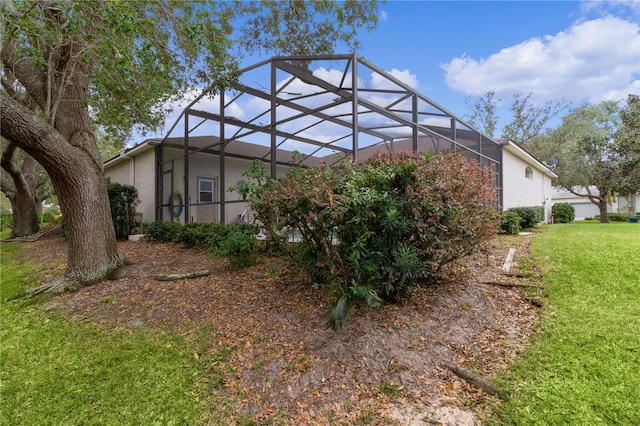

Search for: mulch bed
xmin=20 ymin=228 xmax=540 ymax=425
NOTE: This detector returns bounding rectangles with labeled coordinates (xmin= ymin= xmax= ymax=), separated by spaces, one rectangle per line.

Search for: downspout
xmin=541 ymin=169 xmax=548 ymax=223
xmin=498 ymin=144 xmax=504 ymax=211
xmin=128 ymin=155 xmax=135 ymax=186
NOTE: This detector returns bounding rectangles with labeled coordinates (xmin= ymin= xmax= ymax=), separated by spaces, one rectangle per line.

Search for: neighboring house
xmin=104 ymin=54 xmax=556 ymax=226
xmin=551 ymin=187 xmax=638 ymax=219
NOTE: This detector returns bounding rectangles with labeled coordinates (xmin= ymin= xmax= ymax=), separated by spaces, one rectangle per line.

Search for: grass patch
xmin=0 ymin=241 xmax=231 ymax=425
xmin=491 ymin=222 xmax=640 ymax=424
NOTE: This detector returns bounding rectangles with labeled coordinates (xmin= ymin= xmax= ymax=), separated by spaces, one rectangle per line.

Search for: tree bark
xmin=597 ymin=197 xmax=609 ymax=223
xmin=1 ymin=95 xmax=122 ymax=287
xmin=0 ymin=144 xmax=39 ymax=238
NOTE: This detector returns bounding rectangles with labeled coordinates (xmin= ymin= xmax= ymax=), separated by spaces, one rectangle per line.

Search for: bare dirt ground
xmin=20 ymin=229 xmax=541 ymax=425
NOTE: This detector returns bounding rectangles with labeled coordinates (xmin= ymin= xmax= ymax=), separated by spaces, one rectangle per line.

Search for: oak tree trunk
xmin=0 ymin=145 xmax=39 ymax=238
xmin=598 ymin=197 xmax=609 ymax=223
xmin=1 ymin=94 xmax=122 ymax=288
xmin=6 ymin=188 xmax=39 ymax=238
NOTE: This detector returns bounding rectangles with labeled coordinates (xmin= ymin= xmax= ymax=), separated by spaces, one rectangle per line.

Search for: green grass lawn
xmin=0 ymin=238 xmax=228 ymax=425
xmin=491 ymin=222 xmax=640 ymax=425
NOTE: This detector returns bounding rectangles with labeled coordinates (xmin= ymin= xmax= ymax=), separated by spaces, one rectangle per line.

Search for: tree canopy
xmin=2 ymin=1 xmax=378 ymax=140
xmin=613 ymin=94 xmax=640 ymax=194
xmin=464 ymin=90 xmax=637 ymax=222
xmin=0 ymin=0 xmax=379 ymax=290
xmin=527 ymin=100 xmax=627 ymax=222
xmin=464 ymin=91 xmax=567 ymax=144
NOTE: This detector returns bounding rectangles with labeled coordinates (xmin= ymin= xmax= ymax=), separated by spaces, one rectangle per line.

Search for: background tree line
xmin=465 ymin=91 xmax=639 ymax=222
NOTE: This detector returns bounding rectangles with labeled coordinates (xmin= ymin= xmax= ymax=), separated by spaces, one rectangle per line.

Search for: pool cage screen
xmin=156 ymin=54 xmax=502 ymax=223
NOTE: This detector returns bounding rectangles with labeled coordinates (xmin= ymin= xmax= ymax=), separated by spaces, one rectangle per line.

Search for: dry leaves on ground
xmin=20 ymin=229 xmax=541 ymax=425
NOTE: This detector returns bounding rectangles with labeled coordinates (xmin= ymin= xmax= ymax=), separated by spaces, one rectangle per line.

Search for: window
xmin=198 ymin=177 xmax=215 ymax=203
xmin=525 ymin=166 xmax=533 ymax=180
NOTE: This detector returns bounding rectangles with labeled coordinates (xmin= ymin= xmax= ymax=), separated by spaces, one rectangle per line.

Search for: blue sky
xmin=358 ymin=0 xmax=639 ymax=128
xmin=142 ymin=0 xmax=639 ymax=144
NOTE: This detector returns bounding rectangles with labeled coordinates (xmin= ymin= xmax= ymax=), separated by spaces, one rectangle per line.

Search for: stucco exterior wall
xmin=159 ymin=148 xmax=290 ymax=224
xmin=131 ymin=149 xmax=156 ymax=222
xmin=104 ymin=146 xmax=156 ymax=223
xmin=501 ymin=148 xmax=553 ymax=223
xmin=105 ymin=160 xmax=131 ymax=186
xmin=107 ymin=140 xmax=561 ymax=227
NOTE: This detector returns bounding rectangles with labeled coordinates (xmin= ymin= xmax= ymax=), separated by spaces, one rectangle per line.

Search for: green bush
xmin=107 ymin=183 xmax=140 ymax=239
xmin=552 ymin=202 xmax=575 ymax=223
xmin=507 ymin=206 xmax=544 ymax=229
xmin=501 ymin=211 xmax=522 ymax=234
xmin=608 ymin=213 xmax=629 ymax=222
xmin=210 ymin=223 xmax=258 ymax=268
xmin=174 ymin=222 xmax=226 ymax=247
xmin=145 ymin=221 xmax=259 ymax=267
xmin=252 ymin=152 xmax=499 ymax=328
xmin=145 ymin=221 xmax=183 ymax=242
xmin=0 ymin=213 xmax=12 ymax=231
xmin=37 ymin=212 xmax=56 ymax=224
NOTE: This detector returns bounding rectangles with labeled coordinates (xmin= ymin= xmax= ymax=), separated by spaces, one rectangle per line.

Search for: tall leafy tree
xmin=528 ymin=101 xmax=622 ymax=223
xmin=503 ymin=92 xmax=567 ymax=144
xmin=464 ymin=91 xmax=567 ymax=144
xmin=0 ymin=0 xmax=379 ymax=292
xmin=464 ymin=90 xmax=500 ymax=138
xmin=613 ymin=94 xmax=640 ymax=198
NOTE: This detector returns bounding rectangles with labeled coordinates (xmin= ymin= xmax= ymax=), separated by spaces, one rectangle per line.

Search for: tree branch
xmin=555 ymin=174 xmax=603 ymax=204
xmin=443 ymin=362 xmax=509 ymax=400
xmin=1 ymin=39 xmax=49 ymax=113
xmin=0 ymin=172 xmax=17 ymax=197
xmin=0 ymin=94 xmax=74 ymax=174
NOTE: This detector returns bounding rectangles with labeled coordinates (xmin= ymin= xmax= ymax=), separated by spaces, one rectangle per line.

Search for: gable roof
xmin=499 ymin=139 xmax=557 ymax=178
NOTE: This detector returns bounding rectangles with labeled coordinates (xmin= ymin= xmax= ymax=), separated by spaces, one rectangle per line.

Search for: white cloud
xmin=379 ymin=10 xmax=388 ymax=23
xmin=595 ymin=80 xmax=640 ymax=103
xmin=581 ymin=0 xmax=640 ymax=17
xmin=371 ymin=68 xmax=418 ymax=90
xmin=129 ymin=89 xmax=244 ymax=144
xmin=442 ymin=16 xmax=640 ymax=104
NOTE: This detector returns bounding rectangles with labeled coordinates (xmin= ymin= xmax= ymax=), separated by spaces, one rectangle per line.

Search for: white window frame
xmin=197 ymin=177 xmax=216 ymax=203
xmin=525 ymin=166 xmax=533 ymax=180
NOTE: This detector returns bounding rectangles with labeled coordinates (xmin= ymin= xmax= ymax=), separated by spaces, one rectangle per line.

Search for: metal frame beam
xmin=156 ymin=54 xmax=503 ymax=223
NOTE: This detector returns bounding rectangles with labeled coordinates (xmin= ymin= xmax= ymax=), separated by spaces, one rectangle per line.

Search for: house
xmin=104 ymin=136 xmax=308 ymax=224
xmin=104 ymin=54 xmax=556 ymax=226
xmin=551 ymin=187 xmax=638 ymax=219
xmin=499 ymin=140 xmax=557 ymax=223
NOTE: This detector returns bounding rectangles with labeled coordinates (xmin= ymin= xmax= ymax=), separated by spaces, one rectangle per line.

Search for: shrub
xmin=252 ymin=152 xmax=499 ymax=328
xmin=210 ymin=223 xmax=258 ymax=268
xmin=0 ymin=213 xmax=12 ymax=231
xmin=507 ymin=206 xmax=544 ymax=229
xmin=501 ymin=211 xmax=522 ymax=234
xmin=107 ymin=183 xmax=140 ymax=239
xmin=145 ymin=221 xmax=182 ymax=242
xmin=552 ymin=203 xmax=575 ymax=223
xmin=608 ymin=213 xmax=629 ymax=222
xmin=37 ymin=212 xmax=56 ymax=224
xmin=174 ymin=222 xmax=228 ymax=247
xmin=145 ymin=221 xmax=259 ymax=267
xmin=589 ymin=213 xmax=631 ymax=222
